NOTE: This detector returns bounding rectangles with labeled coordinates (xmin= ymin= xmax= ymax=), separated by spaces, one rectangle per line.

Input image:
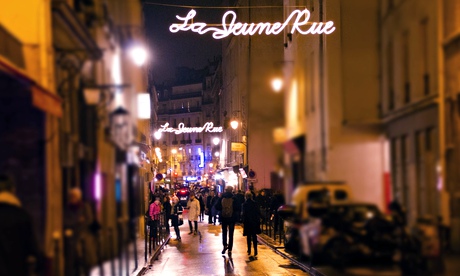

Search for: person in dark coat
xmin=170 ymin=196 xmax=182 ymax=241
xmin=270 ymin=190 xmax=285 ymax=234
xmin=234 ymin=190 xmax=245 ymax=224
xmin=0 ymin=174 xmax=44 ymax=276
xmin=197 ymin=193 xmax=205 ymax=221
xmin=215 ymin=186 xmax=238 ymax=255
xmin=242 ymin=191 xmax=261 ymax=257
xmin=163 ymin=196 xmax=172 ymax=232
xmin=64 ymin=187 xmax=98 ymax=275
xmin=206 ymin=190 xmax=216 ymax=224
xmin=211 ymin=191 xmax=220 ymax=225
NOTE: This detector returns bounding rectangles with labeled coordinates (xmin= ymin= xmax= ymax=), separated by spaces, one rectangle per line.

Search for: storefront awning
xmin=0 ymin=56 xmax=62 ymax=117
xmin=283 ymin=135 xmax=305 ymax=155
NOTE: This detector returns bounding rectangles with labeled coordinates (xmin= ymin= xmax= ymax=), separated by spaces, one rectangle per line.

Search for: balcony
xmin=157 ymin=106 xmax=202 ymax=115
xmin=0 ymin=25 xmax=24 ymax=69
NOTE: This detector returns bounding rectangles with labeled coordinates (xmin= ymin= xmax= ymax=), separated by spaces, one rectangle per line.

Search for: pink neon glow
xmin=95 ymin=172 xmax=101 ymax=200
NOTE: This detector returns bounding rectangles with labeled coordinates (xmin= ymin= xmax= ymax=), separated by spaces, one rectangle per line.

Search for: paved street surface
xmin=90 ymin=215 xmax=460 ymax=276
xmin=141 ymin=220 xmax=310 ymax=275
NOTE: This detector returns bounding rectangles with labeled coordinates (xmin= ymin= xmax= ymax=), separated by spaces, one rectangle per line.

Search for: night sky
xmin=143 ymin=0 xmax=224 ymax=84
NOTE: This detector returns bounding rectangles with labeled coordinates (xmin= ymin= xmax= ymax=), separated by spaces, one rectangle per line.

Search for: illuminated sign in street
xmin=170 ymin=9 xmax=336 ymax=39
xmin=158 ymin=122 xmax=223 ymax=134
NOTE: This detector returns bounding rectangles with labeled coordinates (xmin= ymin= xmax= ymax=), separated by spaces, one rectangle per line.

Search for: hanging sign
xmin=231 ymin=142 xmax=246 ymax=152
xmin=170 ymin=9 xmax=336 ymax=39
xmin=158 ymin=122 xmax=223 ymax=134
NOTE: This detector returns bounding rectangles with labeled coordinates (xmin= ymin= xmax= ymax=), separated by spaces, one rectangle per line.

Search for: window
xmin=403 ymin=31 xmax=410 ymax=103
xmin=421 ymin=19 xmax=430 ymax=95
xmin=388 ymin=0 xmax=394 ymax=10
xmin=387 ymin=41 xmax=395 ymax=110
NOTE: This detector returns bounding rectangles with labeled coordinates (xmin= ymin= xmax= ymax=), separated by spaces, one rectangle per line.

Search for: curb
xmin=135 ymin=235 xmax=171 ymax=276
xmin=257 ymin=234 xmax=325 ymax=276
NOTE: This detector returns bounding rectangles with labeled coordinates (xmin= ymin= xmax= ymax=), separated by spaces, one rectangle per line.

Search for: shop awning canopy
xmin=0 ymin=56 xmax=62 ymax=117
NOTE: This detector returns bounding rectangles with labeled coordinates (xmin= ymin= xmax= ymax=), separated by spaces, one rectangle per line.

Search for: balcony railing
xmin=157 ymin=106 xmax=202 ymax=115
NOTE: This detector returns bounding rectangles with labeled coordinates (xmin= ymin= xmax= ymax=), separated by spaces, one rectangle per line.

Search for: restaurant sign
xmin=170 ymin=9 xmax=335 ymax=39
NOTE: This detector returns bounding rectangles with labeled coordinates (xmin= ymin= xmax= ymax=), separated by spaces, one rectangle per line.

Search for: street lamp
xmin=129 ymin=45 xmax=148 ymax=66
xmin=153 ymin=131 xmax=162 ymax=140
xmin=230 ymin=120 xmax=239 ymax=130
xmin=271 ymin=77 xmax=283 ymax=93
xmin=171 ymin=149 xmax=178 ymax=184
xmin=212 ymin=137 xmax=220 ymax=145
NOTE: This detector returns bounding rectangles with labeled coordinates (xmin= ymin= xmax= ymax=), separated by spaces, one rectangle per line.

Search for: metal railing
xmin=145 ymin=211 xmax=170 ymax=262
xmin=259 ymin=208 xmax=286 ymax=246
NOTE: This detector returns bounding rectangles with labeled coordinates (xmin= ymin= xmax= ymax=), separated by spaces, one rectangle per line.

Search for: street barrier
xmin=260 ymin=208 xmax=286 ymax=246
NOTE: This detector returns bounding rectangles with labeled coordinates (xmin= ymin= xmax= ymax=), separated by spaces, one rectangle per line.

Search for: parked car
xmin=290 ymin=181 xmax=352 ymax=221
xmin=281 ymin=200 xmax=423 ymax=272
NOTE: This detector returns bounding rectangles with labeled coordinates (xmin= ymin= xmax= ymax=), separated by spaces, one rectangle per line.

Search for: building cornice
xmin=381 ymin=94 xmax=438 ymax=124
xmin=51 ymin=0 xmax=102 ymax=60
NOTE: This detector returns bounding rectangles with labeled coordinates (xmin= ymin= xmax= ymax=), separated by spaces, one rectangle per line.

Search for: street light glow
xmin=213 ymin=137 xmax=220 ymax=145
xmin=271 ymin=77 xmax=283 ymax=92
xmin=129 ymin=46 xmax=148 ymax=66
xmin=230 ymin=120 xmax=239 ymax=130
xmin=214 ymin=151 xmax=220 ymax=157
xmin=154 ymin=131 xmax=162 ymax=140
xmin=171 ymin=149 xmax=177 ymax=154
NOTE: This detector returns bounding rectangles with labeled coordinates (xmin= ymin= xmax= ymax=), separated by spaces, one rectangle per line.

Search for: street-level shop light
xmin=212 ymin=137 xmax=220 ymax=145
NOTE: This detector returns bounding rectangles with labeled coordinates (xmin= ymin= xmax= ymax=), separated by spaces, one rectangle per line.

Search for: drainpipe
xmin=436 ymin=0 xmax=450 ymax=227
xmin=319 ymin=0 xmax=326 ymax=172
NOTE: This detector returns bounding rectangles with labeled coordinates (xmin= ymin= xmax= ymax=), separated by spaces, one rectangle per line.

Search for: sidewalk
xmin=89 ymin=230 xmax=170 ymax=276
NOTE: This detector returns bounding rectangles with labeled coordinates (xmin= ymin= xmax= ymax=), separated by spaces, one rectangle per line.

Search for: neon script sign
xmin=158 ymin=122 xmax=223 ymax=134
xmin=170 ymin=9 xmax=336 ymax=39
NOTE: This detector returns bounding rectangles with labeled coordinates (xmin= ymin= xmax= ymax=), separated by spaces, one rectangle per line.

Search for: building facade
xmin=281 ymin=0 xmax=386 ymax=210
xmin=440 ymin=0 xmax=460 ymax=252
xmin=1 ymin=0 xmax=150 ymax=273
xmin=221 ymin=0 xmax=285 ymax=192
xmin=153 ymin=61 xmax=222 ymax=190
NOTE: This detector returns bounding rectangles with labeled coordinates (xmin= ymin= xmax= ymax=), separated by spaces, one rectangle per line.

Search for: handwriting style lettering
xmin=169 ymin=9 xmax=336 ymax=39
xmin=158 ymin=122 xmax=223 ymax=134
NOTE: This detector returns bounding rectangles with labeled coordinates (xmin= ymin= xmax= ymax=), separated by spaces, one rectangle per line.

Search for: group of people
xmin=147 ymin=185 xmax=279 ymax=258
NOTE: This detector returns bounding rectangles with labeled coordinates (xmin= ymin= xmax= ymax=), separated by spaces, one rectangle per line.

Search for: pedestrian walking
xmin=197 ymin=193 xmax=205 ymax=221
xmin=213 ymin=192 xmax=222 ymax=225
xmin=215 ymin=186 xmax=238 ymax=255
xmin=0 ymin=173 xmax=44 ymax=276
xmin=242 ymin=191 xmax=262 ymax=257
xmin=64 ymin=187 xmax=98 ymax=276
xmin=170 ymin=196 xmax=182 ymax=241
xmin=186 ymin=192 xmax=200 ymax=235
xmin=234 ymin=190 xmax=245 ymax=224
xmin=206 ymin=190 xmax=216 ymax=224
xmin=163 ymin=196 xmax=172 ymax=232
xmin=256 ymin=189 xmax=269 ymax=224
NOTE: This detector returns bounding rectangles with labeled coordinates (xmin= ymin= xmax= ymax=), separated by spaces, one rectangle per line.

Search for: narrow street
xmin=141 ymin=217 xmax=310 ymax=275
